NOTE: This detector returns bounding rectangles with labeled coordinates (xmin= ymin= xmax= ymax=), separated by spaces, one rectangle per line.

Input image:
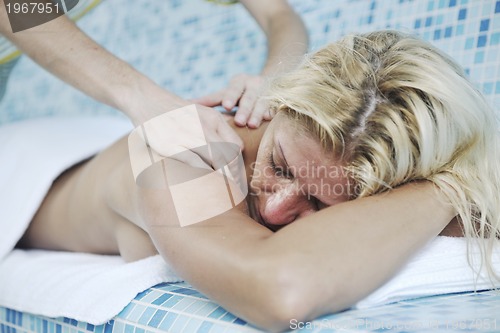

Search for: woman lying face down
xmin=248 ymin=112 xmax=351 ymax=229
xmin=19 ymin=30 xmax=499 ymax=331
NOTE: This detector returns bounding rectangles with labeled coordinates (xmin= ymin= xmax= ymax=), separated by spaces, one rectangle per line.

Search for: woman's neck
xmin=228 ymin=120 xmax=269 ymax=182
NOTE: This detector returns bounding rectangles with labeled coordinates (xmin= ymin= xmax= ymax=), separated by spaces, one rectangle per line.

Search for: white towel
xmin=355 ymin=236 xmax=500 ymax=308
xmin=0 ymin=238 xmax=498 ymax=325
xmin=0 ymin=251 xmax=180 ymax=324
xmin=0 ymin=116 xmax=499 ymax=325
xmin=0 ymin=116 xmax=133 ymax=260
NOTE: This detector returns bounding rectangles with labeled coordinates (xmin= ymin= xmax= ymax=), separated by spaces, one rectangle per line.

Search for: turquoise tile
xmin=465 ymin=36 xmax=474 ymax=49
xmin=491 ymin=32 xmax=500 ymax=46
xmin=474 ymin=51 xmax=485 ymax=63
xmin=436 ymin=14 xmax=444 ymax=25
xmin=196 ymin=322 xmax=213 ymax=333
xmin=208 ymin=306 xmax=226 ymax=319
xmin=169 ymin=315 xmax=188 ymax=332
xmin=147 ymin=310 xmax=166 ymax=328
xmin=428 ymin=1 xmax=435 ymax=11
xmin=137 ymin=308 xmax=155 ymax=325
xmin=110 ymin=321 xmax=125 ymax=333
xmin=157 ymin=312 xmax=178 ymax=331
xmin=124 ymin=324 xmax=134 ymax=333
xmin=125 ymin=305 xmax=146 ymax=323
xmin=181 ymin=318 xmax=202 ymax=333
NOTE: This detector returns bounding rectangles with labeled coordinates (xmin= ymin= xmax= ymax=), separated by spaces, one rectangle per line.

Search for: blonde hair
xmin=267 ymin=30 xmax=500 ymax=281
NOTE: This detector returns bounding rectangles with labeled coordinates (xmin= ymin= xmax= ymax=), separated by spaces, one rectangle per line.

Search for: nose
xmin=261 ymin=184 xmax=316 ymax=226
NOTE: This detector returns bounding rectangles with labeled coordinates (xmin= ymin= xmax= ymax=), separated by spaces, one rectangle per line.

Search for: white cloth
xmin=0 ymin=251 xmax=180 ymax=324
xmin=356 ymin=236 xmax=500 ymax=308
xmin=0 ymin=238 xmax=498 ymax=325
xmin=0 ymin=116 xmax=499 ymax=325
xmin=0 ymin=116 xmax=132 ymax=259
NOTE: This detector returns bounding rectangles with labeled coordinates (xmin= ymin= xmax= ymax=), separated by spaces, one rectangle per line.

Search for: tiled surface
xmin=1 ymin=282 xmax=500 ymax=333
xmin=0 ymin=0 xmax=499 ymax=123
xmin=1 ymin=1 xmax=499 ymax=332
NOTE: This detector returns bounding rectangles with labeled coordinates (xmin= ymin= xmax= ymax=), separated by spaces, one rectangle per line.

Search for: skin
xmin=18 ymin=114 xmax=459 ymax=331
xmin=248 ymin=113 xmax=351 ymax=229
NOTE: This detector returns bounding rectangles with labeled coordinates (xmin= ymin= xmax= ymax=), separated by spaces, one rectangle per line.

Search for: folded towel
xmin=0 ymin=116 xmax=132 ymax=260
xmin=0 ymin=251 xmax=180 ymax=324
xmin=0 ymin=237 xmax=498 ymax=325
xmin=0 ymin=116 xmax=499 ymax=325
xmin=356 ymin=236 xmax=500 ymax=308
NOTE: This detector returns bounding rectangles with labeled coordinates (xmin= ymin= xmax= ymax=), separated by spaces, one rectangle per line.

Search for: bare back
xmin=18 ymin=120 xmax=268 ymax=261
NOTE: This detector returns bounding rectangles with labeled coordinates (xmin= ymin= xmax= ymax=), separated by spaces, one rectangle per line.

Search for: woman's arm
xmin=140 ymin=181 xmax=455 ymax=331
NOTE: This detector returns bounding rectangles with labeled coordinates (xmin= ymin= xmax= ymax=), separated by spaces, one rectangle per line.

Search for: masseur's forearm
xmin=0 ymin=1 xmax=184 ymax=125
xmin=144 ymin=182 xmax=455 ymax=331
xmin=261 ymin=12 xmax=308 ymax=76
xmin=241 ymin=0 xmax=308 ymax=77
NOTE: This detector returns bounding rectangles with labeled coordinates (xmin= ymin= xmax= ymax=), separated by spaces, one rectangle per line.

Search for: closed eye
xmin=268 ymin=151 xmax=293 ymax=180
xmin=309 ymin=195 xmax=329 ymax=210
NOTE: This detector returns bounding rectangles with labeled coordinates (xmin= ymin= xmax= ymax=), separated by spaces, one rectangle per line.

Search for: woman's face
xmin=249 ymin=113 xmax=351 ymax=229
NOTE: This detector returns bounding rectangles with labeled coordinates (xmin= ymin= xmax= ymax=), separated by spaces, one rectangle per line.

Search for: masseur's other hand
xmin=193 ymin=74 xmax=273 ymax=128
xmin=124 ymin=82 xmax=243 ymax=143
xmin=123 ymin=83 xmax=243 ymax=170
xmin=133 ymin=105 xmax=243 ymax=171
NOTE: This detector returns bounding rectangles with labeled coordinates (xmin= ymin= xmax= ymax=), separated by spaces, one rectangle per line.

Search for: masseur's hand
xmin=193 ymin=74 xmax=272 ymax=128
xmin=125 ymin=82 xmax=243 ymax=171
xmin=121 ymin=81 xmax=243 ymax=148
xmin=191 ymin=0 xmax=310 ymax=129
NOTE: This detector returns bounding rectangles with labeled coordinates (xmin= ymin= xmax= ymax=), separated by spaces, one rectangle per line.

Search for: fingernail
xmin=234 ymin=114 xmax=246 ymax=125
xmin=223 ymin=100 xmax=233 ymax=108
xmin=248 ymin=119 xmax=260 ymax=128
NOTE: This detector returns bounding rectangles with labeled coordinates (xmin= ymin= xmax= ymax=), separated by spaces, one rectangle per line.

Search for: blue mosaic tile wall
xmin=0 ymin=0 xmax=498 ymax=124
xmin=2 ymin=282 xmax=500 ymax=333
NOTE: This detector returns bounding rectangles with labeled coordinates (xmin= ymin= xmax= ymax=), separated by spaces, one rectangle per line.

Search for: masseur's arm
xmin=0 ymin=0 xmax=242 ymax=152
xmin=243 ymin=0 xmax=308 ymax=77
xmin=194 ymin=0 xmax=309 ymax=127
xmin=142 ymin=181 xmax=455 ymax=331
xmin=0 ymin=0 xmax=182 ymax=126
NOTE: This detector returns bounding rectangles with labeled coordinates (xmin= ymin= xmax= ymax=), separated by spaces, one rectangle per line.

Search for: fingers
xmin=246 ymin=98 xmax=270 ymax=128
xmin=234 ymin=87 xmax=257 ymax=126
xmin=222 ymin=75 xmax=247 ymax=110
xmin=195 ymin=104 xmax=245 ymax=151
xmin=229 ymin=74 xmax=266 ymax=127
xmin=194 ymin=74 xmax=275 ymax=129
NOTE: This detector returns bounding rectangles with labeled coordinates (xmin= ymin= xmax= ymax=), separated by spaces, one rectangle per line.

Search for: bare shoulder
xmin=226 ymin=117 xmax=269 ymax=168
